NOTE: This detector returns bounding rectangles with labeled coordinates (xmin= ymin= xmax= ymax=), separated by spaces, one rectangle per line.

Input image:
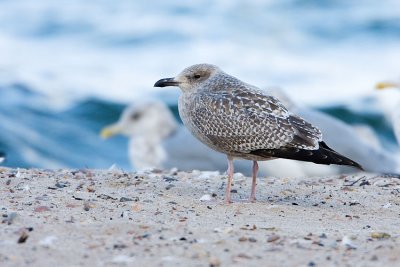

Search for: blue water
xmin=0 ymin=0 xmax=399 ymax=169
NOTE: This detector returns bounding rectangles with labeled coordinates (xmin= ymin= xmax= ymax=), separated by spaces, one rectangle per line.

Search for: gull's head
xmin=375 ymin=81 xmax=400 ymax=90
xmin=100 ymin=100 xmax=178 ymax=139
xmin=154 ymin=64 xmax=220 ymax=92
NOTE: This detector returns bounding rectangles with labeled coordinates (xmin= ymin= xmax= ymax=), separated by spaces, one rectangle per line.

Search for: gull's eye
xmin=194 ymin=74 xmax=201 ymax=79
xmin=130 ymin=112 xmax=141 ymax=120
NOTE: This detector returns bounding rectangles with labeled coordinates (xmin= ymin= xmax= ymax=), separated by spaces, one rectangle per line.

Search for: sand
xmin=1 ymin=167 xmax=400 ymax=267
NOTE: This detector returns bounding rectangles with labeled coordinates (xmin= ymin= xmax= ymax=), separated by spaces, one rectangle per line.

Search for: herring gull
xmin=0 ymin=151 xmax=5 ymax=164
xmin=100 ymin=96 xmax=398 ymax=178
xmin=100 ymin=100 xmax=250 ymax=172
xmin=268 ymin=88 xmax=399 ymax=174
xmin=154 ymin=63 xmax=363 ymax=203
xmin=376 ymin=80 xmax=400 ymax=145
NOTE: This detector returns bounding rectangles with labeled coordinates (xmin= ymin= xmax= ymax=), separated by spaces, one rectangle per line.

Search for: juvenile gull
xmin=100 ymin=100 xmax=251 ymax=171
xmin=100 ymin=99 xmax=397 ymax=176
xmin=154 ymin=64 xmax=363 ymax=203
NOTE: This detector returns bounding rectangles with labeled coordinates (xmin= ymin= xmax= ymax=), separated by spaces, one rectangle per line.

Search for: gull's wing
xmin=190 ymin=87 xmax=322 ymax=154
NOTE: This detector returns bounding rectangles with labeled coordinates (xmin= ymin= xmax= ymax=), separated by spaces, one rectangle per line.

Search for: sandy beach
xmin=1 ymin=167 xmax=400 ymax=267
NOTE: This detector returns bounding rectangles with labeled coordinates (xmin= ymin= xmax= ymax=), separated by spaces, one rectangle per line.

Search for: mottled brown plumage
xmin=154 ymin=63 xmax=363 ymax=203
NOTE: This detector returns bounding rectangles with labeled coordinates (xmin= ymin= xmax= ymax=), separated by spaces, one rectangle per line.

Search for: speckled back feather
xmin=187 ymin=75 xmax=322 ymax=155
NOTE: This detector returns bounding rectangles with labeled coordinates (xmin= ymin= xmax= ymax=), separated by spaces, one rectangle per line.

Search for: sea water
xmin=0 ymin=0 xmax=399 ymax=168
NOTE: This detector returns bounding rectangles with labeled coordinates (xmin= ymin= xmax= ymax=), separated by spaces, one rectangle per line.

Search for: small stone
xmin=34 ymin=206 xmax=50 ymax=212
xmin=319 ymin=233 xmax=327 ymax=239
xmin=83 ymin=202 xmax=91 ymax=211
xmin=238 ymin=236 xmax=248 ymax=242
xmin=200 ymin=194 xmax=212 ymax=201
xmin=2 ymin=212 xmax=17 ymax=225
xmin=209 ymin=256 xmax=221 ymax=267
xmin=248 ymin=237 xmax=257 ymax=242
xmin=55 ymin=181 xmax=69 ymax=188
xmin=113 ymin=243 xmax=127 ymax=250
xmin=165 ymin=184 xmax=175 ymax=190
xmin=97 ymin=194 xmax=117 ymax=200
xmin=18 ymin=231 xmax=29 ymax=244
xmin=371 ymin=232 xmax=391 ymax=239
xmin=163 ymin=177 xmax=178 ymax=182
xmin=120 ymin=197 xmax=137 ymax=202
xmin=308 ymin=261 xmax=316 ymax=266
xmin=267 ymin=235 xmax=280 ymax=242
xmin=341 ymin=236 xmax=357 ymax=249
xmin=236 ymin=253 xmax=251 ymax=259
xmin=370 ymin=255 xmax=378 ymax=261
xmin=39 ymin=236 xmax=57 ymax=248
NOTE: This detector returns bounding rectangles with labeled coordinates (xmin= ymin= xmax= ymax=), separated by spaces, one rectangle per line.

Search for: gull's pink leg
xmin=225 ymin=156 xmax=234 ymax=204
xmin=249 ymin=161 xmax=258 ymax=202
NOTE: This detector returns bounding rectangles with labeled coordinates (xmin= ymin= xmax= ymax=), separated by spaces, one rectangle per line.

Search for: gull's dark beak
xmin=154 ymin=78 xmax=179 ymax=87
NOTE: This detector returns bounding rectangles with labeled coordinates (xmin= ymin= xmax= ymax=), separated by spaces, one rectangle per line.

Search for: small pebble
xmin=319 ymin=233 xmax=327 ymax=239
xmin=238 ymin=236 xmax=248 ymax=242
xmin=371 ymin=232 xmax=391 ymax=239
xmin=120 ymin=197 xmax=136 ymax=202
xmin=200 ymin=194 xmax=212 ymax=201
xmin=83 ymin=202 xmax=91 ymax=211
xmin=370 ymin=255 xmax=378 ymax=261
xmin=18 ymin=231 xmax=29 ymax=244
xmin=97 ymin=194 xmax=117 ymax=200
xmin=341 ymin=236 xmax=357 ymax=249
xmin=209 ymin=257 xmax=221 ymax=267
xmin=39 ymin=236 xmax=57 ymax=248
xmin=34 ymin=206 xmax=50 ymax=212
xmin=165 ymin=184 xmax=175 ymax=190
xmin=267 ymin=235 xmax=280 ymax=242
xmin=2 ymin=212 xmax=17 ymax=225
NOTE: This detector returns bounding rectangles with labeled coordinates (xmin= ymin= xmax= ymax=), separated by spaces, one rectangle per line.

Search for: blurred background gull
xmin=1 ymin=0 xmax=400 ymax=174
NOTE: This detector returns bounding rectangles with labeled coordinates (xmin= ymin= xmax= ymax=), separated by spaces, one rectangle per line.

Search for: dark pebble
xmin=308 ymin=261 xmax=316 ymax=266
xmin=113 ymin=244 xmax=127 ymax=249
xmin=18 ymin=232 xmax=29 ymax=244
xmin=163 ymin=177 xmax=178 ymax=182
xmin=119 ymin=197 xmax=136 ymax=202
xmin=97 ymin=194 xmax=117 ymax=200
xmin=165 ymin=184 xmax=175 ymax=190
xmin=83 ymin=202 xmax=91 ymax=211
xmin=55 ymin=182 xmax=69 ymax=188
xmin=360 ymin=180 xmax=371 ymax=186
xmin=230 ymin=189 xmax=238 ymax=193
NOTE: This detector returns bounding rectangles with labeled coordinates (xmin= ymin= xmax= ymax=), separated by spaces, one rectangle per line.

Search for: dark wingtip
xmin=319 ymin=141 xmax=364 ymax=171
xmin=250 ymin=141 xmax=365 ymax=171
xmin=351 ymin=161 xmax=364 ymax=171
